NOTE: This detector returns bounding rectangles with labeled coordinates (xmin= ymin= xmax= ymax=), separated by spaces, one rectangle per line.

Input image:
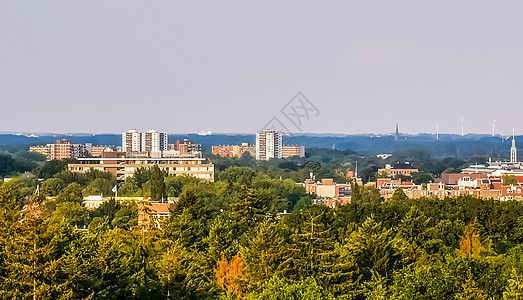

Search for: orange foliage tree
xmin=215 ymin=255 xmax=247 ymax=297
xmin=459 ymin=223 xmax=488 ymax=257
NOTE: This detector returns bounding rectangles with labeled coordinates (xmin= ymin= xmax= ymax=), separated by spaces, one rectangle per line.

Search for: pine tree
xmin=282 ymin=205 xmax=335 ymax=282
xmin=391 ymin=187 xmax=409 ymax=202
xmin=149 ymin=165 xmax=166 ymax=202
xmin=231 ymin=185 xmax=264 ymax=231
xmin=455 ymin=278 xmax=488 ymax=300
xmin=504 ymin=269 xmax=523 ymax=300
xmin=351 ymin=181 xmax=361 ymax=203
xmin=242 ymin=220 xmax=288 ymax=288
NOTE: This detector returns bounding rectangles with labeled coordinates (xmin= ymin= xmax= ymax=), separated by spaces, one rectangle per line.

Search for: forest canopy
xmin=1 ymin=162 xmax=523 ymax=299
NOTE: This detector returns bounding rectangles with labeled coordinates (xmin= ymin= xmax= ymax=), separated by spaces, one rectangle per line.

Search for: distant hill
xmin=0 ymin=133 xmax=516 ymax=158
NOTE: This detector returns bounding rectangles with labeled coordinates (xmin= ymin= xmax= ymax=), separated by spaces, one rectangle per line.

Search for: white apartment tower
xmin=122 ymin=129 xmax=142 ymax=152
xmin=256 ymin=129 xmax=282 ymax=161
xmin=142 ymin=130 xmax=168 ymax=152
xmin=511 ymin=129 xmax=518 ymax=163
xmin=122 ymin=129 xmax=168 ymax=153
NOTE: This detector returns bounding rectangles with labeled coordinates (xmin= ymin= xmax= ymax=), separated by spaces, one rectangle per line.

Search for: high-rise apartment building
xmin=49 ymin=139 xmax=72 ymax=161
xmin=122 ymin=129 xmax=168 ymax=153
xmin=142 ymin=130 xmax=168 ymax=152
xmin=256 ymin=130 xmax=282 ymax=161
xmin=122 ymin=130 xmax=142 ymax=152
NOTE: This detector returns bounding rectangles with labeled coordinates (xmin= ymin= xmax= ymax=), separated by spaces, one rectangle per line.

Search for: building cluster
xmin=66 ymin=130 xmax=211 ymax=182
xmin=30 ymin=139 xmax=116 ymax=161
xmin=377 ymin=175 xmax=523 ymax=201
xmin=303 ymin=133 xmax=523 ymax=207
xmin=212 ymin=129 xmax=305 ymax=160
xmin=378 ymin=133 xmax=523 ymax=201
xmin=169 ymin=139 xmax=202 ymax=157
xmin=122 ymin=130 xmax=202 ymax=158
xmin=304 ymin=178 xmax=352 ymax=207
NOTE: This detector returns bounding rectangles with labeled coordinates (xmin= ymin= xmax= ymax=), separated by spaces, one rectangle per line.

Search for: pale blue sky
xmin=1 ymin=1 xmax=522 ymax=135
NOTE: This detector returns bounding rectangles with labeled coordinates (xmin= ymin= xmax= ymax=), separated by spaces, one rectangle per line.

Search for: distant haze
xmin=1 ymin=1 xmax=522 ymax=135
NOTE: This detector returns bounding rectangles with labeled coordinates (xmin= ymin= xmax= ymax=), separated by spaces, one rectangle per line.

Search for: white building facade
xmin=256 ymin=129 xmax=282 ymax=160
xmin=122 ymin=129 xmax=168 ymax=153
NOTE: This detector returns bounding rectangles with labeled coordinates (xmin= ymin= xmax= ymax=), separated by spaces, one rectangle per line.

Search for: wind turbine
xmin=436 ymin=121 xmax=439 ymax=140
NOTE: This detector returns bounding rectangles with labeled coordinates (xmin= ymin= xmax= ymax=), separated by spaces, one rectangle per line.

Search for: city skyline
xmin=1 ymin=1 xmax=522 ymax=135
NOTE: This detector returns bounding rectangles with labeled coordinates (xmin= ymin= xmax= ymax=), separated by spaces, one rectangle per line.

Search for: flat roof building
xmin=212 ymin=143 xmax=255 ymax=158
xmin=68 ymin=151 xmax=214 ymax=182
xmin=282 ymin=145 xmax=305 ymax=158
xmin=378 ymin=162 xmax=419 ymax=177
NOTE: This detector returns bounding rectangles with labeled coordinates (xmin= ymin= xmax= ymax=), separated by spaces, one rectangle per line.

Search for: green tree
xmin=83 ymin=177 xmax=116 ymax=197
xmin=247 ymin=277 xmax=334 ymax=300
xmin=231 ymin=185 xmax=264 ymax=231
xmin=149 ymin=165 xmax=166 ymax=202
xmin=118 ymin=178 xmax=141 ymax=196
xmin=391 ymin=188 xmax=409 ymax=201
xmin=504 ymin=269 xmax=523 ymax=300
xmin=35 ymin=159 xmax=69 ymax=179
xmin=206 ymin=214 xmax=239 ymax=263
xmin=40 ymin=178 xmax=65 ymax=197
xmin=218 ymin=166 xmax=256 ymax=187
xmin=503 ymin=174 xmax=518 ymax=185
xmin=340 ymin=217 xmax=400 ymax=282
xmin=111 ymin=204 xmax=137 ymax=230
xmin=56 ymin=182 xmax=84 ymax=204
xmin=242 ymin=220 xmax=288 ymax=288
xmin=133 ymin=167 xmax=151 ymax=188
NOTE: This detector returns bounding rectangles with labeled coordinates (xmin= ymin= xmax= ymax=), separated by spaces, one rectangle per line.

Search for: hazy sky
xmin=1 ymin=1 xmax=522 ymax=135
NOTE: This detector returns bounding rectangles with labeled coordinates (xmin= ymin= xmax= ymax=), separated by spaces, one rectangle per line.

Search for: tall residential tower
xmin=256 ymin=129 xmax=282 ymax=161
xmin=122 ymin=129 xmax=168 ymax=153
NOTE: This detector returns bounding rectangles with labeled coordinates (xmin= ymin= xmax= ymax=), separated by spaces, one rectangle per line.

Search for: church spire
xmin=394 ymin=123 xmax=399 ymax=141
xmin=511 ymin=128 xmax=517 ymax=163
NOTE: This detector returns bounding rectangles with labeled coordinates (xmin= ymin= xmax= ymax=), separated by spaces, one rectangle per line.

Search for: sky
xmin=1 ymin=1 xmax=522 ymax=135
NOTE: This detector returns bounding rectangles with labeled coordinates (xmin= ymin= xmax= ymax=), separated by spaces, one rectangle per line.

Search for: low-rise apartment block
xmin=68 ymin=151 xmax=214 ymax=182
xmin=30 ymin=139 xmax=88 ymax=161
xmin=304 ymin=178 xmax=352 ymax=207
xmin=212 ymin=145 xmax=234 ymax=157
xmin=168 ymin=139 xmax=202 ymax=157
xmin=29 ymin=145 xmax=50 ymax=158
xmin=378 ymin=162 xmax=418 ymax=177
xmin=212 ymin=143 xmax=256 ymax=158
xmin=282 ymin=145 xmax=305 ymax=158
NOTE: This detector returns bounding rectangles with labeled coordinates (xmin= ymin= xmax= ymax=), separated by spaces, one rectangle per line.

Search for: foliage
xmin=3 ymin=158 xmax=523 ymax=299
